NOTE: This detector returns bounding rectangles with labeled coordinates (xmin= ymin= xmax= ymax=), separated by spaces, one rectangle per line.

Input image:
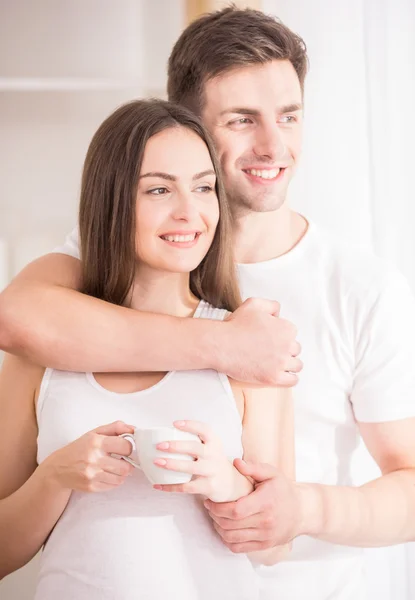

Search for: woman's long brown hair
xmin=79 ymin=99 xmax=241 ymax=312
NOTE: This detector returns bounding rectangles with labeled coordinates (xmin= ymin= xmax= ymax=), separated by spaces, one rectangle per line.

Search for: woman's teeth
xmin=161 ymin=233 xmax=197 ymax=242
xmin=245 ymin=168 xmax=280 ymax=179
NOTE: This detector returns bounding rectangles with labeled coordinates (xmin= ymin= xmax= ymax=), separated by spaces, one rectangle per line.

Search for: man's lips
xmin=242 ymin=167 xmax=286 ymax=183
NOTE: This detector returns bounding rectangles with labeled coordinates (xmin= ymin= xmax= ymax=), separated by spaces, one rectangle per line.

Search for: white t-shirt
xmin=54 ymin=220 xmax=415 ymax=600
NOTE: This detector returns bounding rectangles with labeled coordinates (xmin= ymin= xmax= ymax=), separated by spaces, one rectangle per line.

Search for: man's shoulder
xmin=314 ymin=224 xmax=404 ymax=300
xmin=52 ymin=227 xmax=80 ymax=260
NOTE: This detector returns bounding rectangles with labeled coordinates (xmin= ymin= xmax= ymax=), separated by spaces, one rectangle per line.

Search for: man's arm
xmin=206 ymin=266 xmax=415 ymax=551
xmin=205 ymin=417 xmax=415 ymax=552
xmin=297 ymin=417 xmax=415 ymax=547
xmin=0 ymin=253 xmax=302 ymax=386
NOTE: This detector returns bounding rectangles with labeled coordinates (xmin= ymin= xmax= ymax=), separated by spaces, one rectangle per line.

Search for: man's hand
xmin=220 ymin=298 xmax=302 ymax=387
xmin=204 ymin=459 xmax=304 ymax=553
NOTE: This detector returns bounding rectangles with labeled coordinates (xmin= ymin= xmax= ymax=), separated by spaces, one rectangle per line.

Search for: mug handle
xmin=119 ymin=433 xmax=142 ymax=470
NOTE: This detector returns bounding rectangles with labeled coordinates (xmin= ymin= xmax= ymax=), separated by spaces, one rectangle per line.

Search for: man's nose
xmin=253 ymin=123 xmax=286 ymax=162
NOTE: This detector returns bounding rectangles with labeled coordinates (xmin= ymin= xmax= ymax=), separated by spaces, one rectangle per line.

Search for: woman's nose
xmin=171 ymin=191 xmax=197 ymax=221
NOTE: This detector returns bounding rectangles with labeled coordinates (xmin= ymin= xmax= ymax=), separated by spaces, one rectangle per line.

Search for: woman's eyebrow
xmin=193 ymin=169 xmax=216 ymax=180
xmin=138 ymin=171 xmax=176 ymax=181
xmin=139 ymin=169 xmax=216 ymax=181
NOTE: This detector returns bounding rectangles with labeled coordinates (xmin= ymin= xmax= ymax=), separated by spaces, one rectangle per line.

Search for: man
xmin=1 ymin=6 xmax=415 ymax=600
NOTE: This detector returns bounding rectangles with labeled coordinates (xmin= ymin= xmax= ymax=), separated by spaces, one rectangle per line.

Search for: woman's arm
xmin=240 ymin=384 xmax=294 ymax=565
xmin=0 ymin=354 xmax=72 ymax=579
xmin=0 ymin=354 xmax=137 ymax=579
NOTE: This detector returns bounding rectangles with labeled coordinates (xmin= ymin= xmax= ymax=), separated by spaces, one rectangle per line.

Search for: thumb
xmin=94 ymin=421 xmax=135 ymax=436
xmin=233 ymin=458 xmax=278 ymax=482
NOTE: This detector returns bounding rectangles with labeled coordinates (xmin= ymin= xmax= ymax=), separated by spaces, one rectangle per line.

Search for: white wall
xmin=0 ymin=0 xmax=184 ymax=285
xmin=0 ymin=1 xmax=184 ymax=598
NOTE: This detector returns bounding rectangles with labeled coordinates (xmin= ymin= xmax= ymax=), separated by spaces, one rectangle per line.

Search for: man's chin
xmin=242 ymin=193 xmax=287 ymax=214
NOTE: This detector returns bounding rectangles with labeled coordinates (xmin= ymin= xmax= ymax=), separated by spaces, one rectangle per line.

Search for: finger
xmin=98 ymin=471 xmax=128 ymax=487
xmin=233 ymin=459 xmax=278 ymax=483
xmin=225 ymin=541 xmax=271 ymax=554
xmin=173 ymin=420 xmax=213 ymax=444
xmin=213 ymin=522 xmax=267 ymax=543
xmin=284 ymin=356 xmax=303 ymax=374
xmin=204 ymin=499 xmax=241 ymax=519
xmin=224 ymin=487 xmax=269 ymax=519
xmin=275 ymin=371 xmax=299 ymax=388
xmin=242 ymin=297 xmax=281 ymax=317
xmin=102 ymin=435 xmax=134 ymax=457
xmin=290 ymin=340 xmax=301 ymax=357
xmin=153 ymin=457 xmax=209 ymax=476
xmin=155 ymin=440 xmax=205 ymax=458
xmin=208 ymin=513 xmax=256 ymax=530
xmin=94 ymin=421 xmax=135 ymax=436
xmin=99 ymin=456 xmax=134 ymax=477
xmin=153 ymin=480 xmax=198 ymax=494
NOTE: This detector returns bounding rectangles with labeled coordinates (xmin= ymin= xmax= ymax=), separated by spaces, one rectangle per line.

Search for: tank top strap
xmin=193 ymin=299 xmax=230 ymax=322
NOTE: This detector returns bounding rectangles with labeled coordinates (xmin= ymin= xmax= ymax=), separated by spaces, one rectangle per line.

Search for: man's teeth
xmin=246 ymin=168 xmax=280 ymax=179
xmin=162 ymin=233 xmax=197 ymax=242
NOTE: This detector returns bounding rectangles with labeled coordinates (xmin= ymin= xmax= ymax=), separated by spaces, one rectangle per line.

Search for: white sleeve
xmin=351 ymin=267 xmax=415 ymax=422
xmin=52 ymin=228 xmax=80 ymax=260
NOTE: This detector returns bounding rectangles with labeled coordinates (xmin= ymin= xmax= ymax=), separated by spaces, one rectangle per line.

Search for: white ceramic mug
xmin=119 ymin=426 xmax=201 ymax=485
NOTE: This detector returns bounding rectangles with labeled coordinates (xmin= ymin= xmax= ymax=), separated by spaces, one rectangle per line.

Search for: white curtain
xmin=263 ymin=1 xmax=415 ymax=598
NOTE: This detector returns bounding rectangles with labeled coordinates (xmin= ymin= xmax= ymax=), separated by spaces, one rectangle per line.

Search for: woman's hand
xmin=152 ymin=420 xmax=253 ymax=502
xmin=39 ymin=421 xmax=135 ymax=493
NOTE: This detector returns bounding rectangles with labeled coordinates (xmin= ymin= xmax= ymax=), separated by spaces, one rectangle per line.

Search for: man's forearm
xmin=298 ymin=468 xmax=415 ymax=547
xmin=0 ymin=283 xmax=222 ymax=372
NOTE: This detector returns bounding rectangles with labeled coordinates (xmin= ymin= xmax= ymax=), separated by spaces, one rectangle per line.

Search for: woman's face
xmin=135 ymin=126 xmax=220 ymax=274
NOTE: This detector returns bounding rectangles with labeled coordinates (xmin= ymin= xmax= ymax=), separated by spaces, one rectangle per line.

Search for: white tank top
xmin=34 ymin=300 xmax=258 ymax=600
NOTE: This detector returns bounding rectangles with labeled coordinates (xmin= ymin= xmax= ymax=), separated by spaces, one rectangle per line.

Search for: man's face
xmin=202 ymin=60 xmax=303 ymax=216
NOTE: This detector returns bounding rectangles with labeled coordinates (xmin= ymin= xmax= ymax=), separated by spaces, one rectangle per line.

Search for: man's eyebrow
xmin=219 ymin=107 xmax=260 ymax=117
xmin=138 ymin=170 xmax=216 ymax=182
xmin=279 ymin=102 xmax=303 ymax=113
xmin=220 ymin=103 xmax=303 ymax=117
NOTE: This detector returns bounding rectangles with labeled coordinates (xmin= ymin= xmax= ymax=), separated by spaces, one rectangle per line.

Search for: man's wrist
xmin=194 ymin=317 xmax=228 ymax=373
xmin=295 ymin=482 xmax=325 ymax=537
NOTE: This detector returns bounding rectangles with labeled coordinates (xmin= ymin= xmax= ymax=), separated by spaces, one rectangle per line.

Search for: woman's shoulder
xmin=1 ymin=353 xmax=46 ymax=385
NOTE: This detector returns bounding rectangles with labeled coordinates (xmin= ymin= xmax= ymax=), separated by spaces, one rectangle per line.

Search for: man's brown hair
xmin=167 ymin=6 xmax=308 ymax=114
xmin=79 ymin=99 xmax=241 ymax=312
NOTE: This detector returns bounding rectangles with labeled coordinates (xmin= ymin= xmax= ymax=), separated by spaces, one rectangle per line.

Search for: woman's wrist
xmin=36 ymin=457 xmax=71 ymax=495
xmin=228 ymin=463 xmax=254 ymax=501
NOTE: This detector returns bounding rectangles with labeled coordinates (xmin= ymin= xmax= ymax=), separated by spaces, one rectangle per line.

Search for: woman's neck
xmin=128 ymin=267 xmax=200 ymax=318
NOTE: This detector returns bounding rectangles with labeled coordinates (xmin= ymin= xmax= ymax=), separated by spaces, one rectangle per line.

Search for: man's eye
xmin=229 ymin=117 xmax=253 ymax=126
xmin=148 ymin=187 xmax=168 ymax=195
xmin=195 ymin=185 xmax=214 ymax=193
xmin=280 ymin=115 xmax=297 ymax=123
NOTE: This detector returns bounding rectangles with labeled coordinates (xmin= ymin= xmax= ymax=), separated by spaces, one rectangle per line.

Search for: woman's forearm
xmin=0 ymin=464 xmax=70 ymax=579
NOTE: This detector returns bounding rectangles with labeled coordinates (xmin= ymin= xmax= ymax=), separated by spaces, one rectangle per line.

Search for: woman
xmin=0 ymin=100 xmax=294 ymax=600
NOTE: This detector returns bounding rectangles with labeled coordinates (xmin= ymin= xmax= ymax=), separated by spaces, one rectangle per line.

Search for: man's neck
xmin=233 ymin=206 xmax=308 ymax=264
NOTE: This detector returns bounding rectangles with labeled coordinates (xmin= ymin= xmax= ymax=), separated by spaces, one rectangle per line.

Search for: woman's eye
xmin=195 ymin=185 xmax=214 ymax=193
xmin=148 ymin=187 xmax=168 ymax=195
